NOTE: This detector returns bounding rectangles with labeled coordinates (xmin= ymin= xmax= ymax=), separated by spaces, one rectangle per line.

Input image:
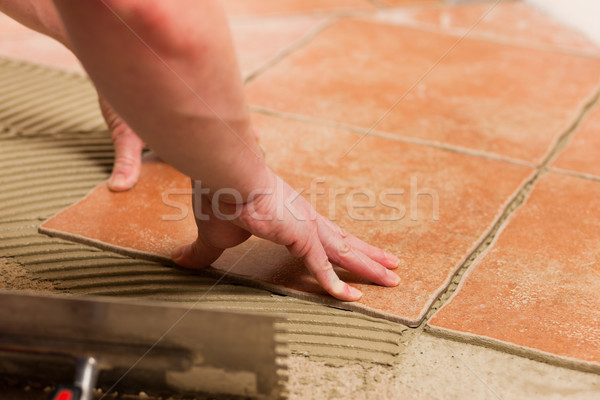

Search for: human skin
xmin=4 ymin=0 xmax=402 ymax=300
xmin=0 ymin=0 xmax=145 ymax=192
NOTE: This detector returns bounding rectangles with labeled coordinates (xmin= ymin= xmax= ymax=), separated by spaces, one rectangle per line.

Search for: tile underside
xmin=41 ymin=114 xmax=533 ymax=326
xmin=428 ymin=173 xmax=600 ymax=370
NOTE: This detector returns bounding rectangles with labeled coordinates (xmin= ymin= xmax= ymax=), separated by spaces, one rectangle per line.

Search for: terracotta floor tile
xmin=551 ymin=103 xmax=600 ymax=178
xmin=230 ymin=15 xmax=327 ymax=78
xmin=428 ymin=173 xmax=600 ymax=368
xmin=380 ymin=0 xmax=439 ymax=6
xmin=246 ymin=19 xmax=600 ymax=164
xmin=222 ymin=0 xmax=373 ymax=17
xmin=41 ymin=114 xmax=532 ymax=325
xmin=385 ymin=1 xmax=600 ymax=54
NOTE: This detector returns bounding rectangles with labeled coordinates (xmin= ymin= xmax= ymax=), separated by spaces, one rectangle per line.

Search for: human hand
xmin=172 ymin=168 xmax=400 ymax=301
xmin=98 ymin=96 xmax=145 ymax=191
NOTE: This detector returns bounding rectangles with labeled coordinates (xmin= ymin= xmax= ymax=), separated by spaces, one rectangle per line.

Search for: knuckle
xmin=292 ymin=235 xmax=313 ymax=258
xmin=313 ymin=258 xmax=333 ymax=276
xmin=114 ymin=153 xmax=138 ymax=169
xmin=337 ymin=240 xmax=352 ymax=259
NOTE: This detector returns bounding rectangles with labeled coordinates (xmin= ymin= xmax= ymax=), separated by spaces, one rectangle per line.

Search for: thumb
xmin=108 ymin=131 xmax=145 ymax=191
xmin=171 ymin=236 xmax=223 ymax=269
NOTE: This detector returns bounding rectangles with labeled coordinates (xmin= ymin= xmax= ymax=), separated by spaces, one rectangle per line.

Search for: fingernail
xmin=387 ymin=270 xmax=401 ymax=286
xmin=385 ymin=252 xmax=401 ymax=267
xmin=332 ymin=279 xmax=346 ymax=296
xmin=347 ymin=285 xmax=363 ymax=300
xmin=110 ymin=173 xmax=126 ymax=189
xmin=171 ymin=246 xmax=184 ymax=261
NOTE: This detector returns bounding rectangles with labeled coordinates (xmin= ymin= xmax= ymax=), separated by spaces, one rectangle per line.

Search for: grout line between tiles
xmin=387 ymin=82 xmax=600 ymax=371
xmin=423 ymin=81 xmax=600 ymax=321
xmin=249 ymin=105 xmax=537 ymax=168
xmin=547 ymin=167 xmax=600 ymax=183
xmin=244 ymin=16 xmax=341 ymax=85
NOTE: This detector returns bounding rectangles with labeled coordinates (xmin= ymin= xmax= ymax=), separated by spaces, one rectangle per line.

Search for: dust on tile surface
xmin=41 ymin=113 xmax=534 ymax=326
xmin=383 ymin=1 xmax=600 ymax=54
xmin=246 ymin=18 xmax=600 ymax=164
xmin=428 ymin=172 xmax=600 ymax=369
xmin=551 ymin=103 xmax=600 ymax=179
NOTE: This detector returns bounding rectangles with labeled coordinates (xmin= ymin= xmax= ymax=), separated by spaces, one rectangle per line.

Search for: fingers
xmin=319 ymin=216 xmax=400 ymax=270
xmin=288 ymin=231 xmax=362 ymax=301
xmin=99 ymin=95 xmax=145 ymax=191
xmin=108 ymin=129 xmax=145 ymax=191
xmin=324 ymin=233 xmax=400 ymax=287
xmin=171 ymin=234 xmax=224 ymax=269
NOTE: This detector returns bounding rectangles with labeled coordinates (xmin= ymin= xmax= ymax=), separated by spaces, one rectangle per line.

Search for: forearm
xmin=52 ymin=0 xmax=268 ymax=197
xmin=0 ymin=0 xmax=69 ymax=46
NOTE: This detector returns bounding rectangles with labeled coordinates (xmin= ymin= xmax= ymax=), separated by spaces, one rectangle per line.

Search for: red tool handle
xmin=49 ymin=385 xmax=82 ymax=400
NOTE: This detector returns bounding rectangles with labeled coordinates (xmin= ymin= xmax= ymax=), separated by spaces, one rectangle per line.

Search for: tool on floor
xmin=0 ymin=291 xmax=287 ymax=399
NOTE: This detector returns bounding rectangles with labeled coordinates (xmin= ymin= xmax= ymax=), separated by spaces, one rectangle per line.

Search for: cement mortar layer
xmin=0 ymin=129 xmax=405 ymax=368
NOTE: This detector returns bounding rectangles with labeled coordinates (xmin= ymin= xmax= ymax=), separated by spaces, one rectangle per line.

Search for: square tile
xmin=222 ymin=0 xmax=373 ymax=17
xmin=428 ymin=173 xmax=600 ymax=368
xmin=230 ymin=15 xmax=327 ymax=78
xmin=551 ymin=104 xmax=600 ymax=179
xmin=246 ymin=19 xmax=600 ymax=164
xmin=41 ymin=114 xmax=533 ymax=325
xmin=385 ymin=1 xmax=600 ymax=54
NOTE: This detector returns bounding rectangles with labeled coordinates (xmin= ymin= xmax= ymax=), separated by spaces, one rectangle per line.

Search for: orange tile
xmin=428 ymin=173 xmax=600 ymax=368
xmin=403 ymin=1 xmax=600 ymax=54
xmin=551 ymin=104 xmax=600 ymax=178
xmin=41 ymin=114 xmax=533 ymax=325
xmin=222 ymin=0 xmax=373 ymax=17
xmin=246 ymin=19 xmax=600 ymax=164
xmin=380 ymin=0 xmax=439 ymax=6
xmin=230 ymin=15 xmax=327 ymax=77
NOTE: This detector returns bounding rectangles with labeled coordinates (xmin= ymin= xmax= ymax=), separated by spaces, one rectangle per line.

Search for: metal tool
xmin=0 ymin=291 xmax=287 ymax=399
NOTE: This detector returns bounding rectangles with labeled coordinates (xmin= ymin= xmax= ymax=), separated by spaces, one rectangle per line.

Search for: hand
xmin=98 ymin=96 xmax=145 ymax=191
xmin=172 ymin=168 xmax=400 ymax=301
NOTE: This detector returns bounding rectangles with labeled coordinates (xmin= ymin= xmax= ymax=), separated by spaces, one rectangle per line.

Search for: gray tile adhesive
xmin=0 ymin=57 xmax=405 ymax=368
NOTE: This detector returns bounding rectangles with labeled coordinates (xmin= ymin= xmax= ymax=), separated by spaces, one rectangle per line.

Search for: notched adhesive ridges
xmin=0 ymin=57 xmax=406 ymax=367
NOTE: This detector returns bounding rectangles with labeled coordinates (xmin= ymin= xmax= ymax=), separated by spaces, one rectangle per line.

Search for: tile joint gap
xmin=249 ymin=106 xmax=536 ymax=168
xmin=243 ymin=16 xmax=341 ymax=85
xmin=420 ymin=82 xmax=600 ymax=328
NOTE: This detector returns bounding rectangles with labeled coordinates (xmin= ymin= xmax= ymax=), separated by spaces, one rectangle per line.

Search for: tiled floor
xmin=221 ymin=0 xmax=374 ymax=16
xmin=40 ymin=114 xmax=533 ymax=325
xmin=374 ymin=1 xmax=600 ymax=54
xmin=428 ymin=172 xmax=600 ymax=368
xmin=246 ymin=18 xmax=600 ymax=164
xmin=2 ymin=0 xmax=600 ymax=396
xmin=551 ymin=104 xmax=600 ymax=179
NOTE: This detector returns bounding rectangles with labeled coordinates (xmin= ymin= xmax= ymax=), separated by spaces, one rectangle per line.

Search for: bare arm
xmin=0 ymin=0 xmax=147 ymax=191
xmin=51 ymin=0 xmax=401 ymax=301
xmin=52 ymin=0 xmax=266 ymax=196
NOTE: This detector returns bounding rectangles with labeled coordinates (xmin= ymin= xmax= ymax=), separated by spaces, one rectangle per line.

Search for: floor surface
xmin=1 ymin=1 xmax=600 ymax=399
